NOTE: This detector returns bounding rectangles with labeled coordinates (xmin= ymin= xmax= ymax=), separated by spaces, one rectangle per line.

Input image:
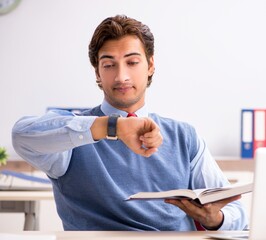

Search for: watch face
xmin=0 ymin=0 xmax=21 ymax=15
xmin=110 ymin=113 xmax=121 ymax=118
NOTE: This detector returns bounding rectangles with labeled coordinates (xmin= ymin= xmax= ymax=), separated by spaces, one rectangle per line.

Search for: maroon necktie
xmin=127 ymin=113 xmax=137 ymax=117
xmin=194 ymin=220 xmax=205 ymax=231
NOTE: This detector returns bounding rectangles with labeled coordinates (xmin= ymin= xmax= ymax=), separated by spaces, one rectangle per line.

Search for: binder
xmin=241 ymin=109 xmax=254 ymax=158
xmin=253 ymin=109 xmax=266 ymax=156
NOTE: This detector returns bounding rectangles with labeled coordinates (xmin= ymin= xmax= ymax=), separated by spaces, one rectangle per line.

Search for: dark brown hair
xmin=88 ymin=15 xmax=155 ymax=87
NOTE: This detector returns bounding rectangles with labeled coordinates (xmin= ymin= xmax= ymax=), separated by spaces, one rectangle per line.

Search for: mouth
xmin=113 ymin=85 xmax=134 ymax=94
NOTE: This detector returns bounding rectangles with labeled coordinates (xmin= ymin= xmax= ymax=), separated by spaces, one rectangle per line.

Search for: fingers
xmin=165 ymin=199 xmax=200 ymax=217
xmin=139 ymin=119 xmax=163 ymax=149
xmin=165 ymin=198 xmax=230 ymax=229
xmin=210 ymin=195 xmax=242 ymax=209
xmin=118 ymin=117 xmax=163 ymax=157
xmin=139 ymin=147 xmax=158 ymax=158
xmin=139 ymin=133 xmax=162 ymax=149
xmin=165 ymin=199 xmax=210 ymax=227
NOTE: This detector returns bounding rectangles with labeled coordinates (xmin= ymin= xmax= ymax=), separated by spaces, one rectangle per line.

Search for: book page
xmin=127 ymin=189 xmax=198 ymax=200
xmin=199 ymin=183 xmax=253 ymax=205
xmin=127 ymin=182 xmax=253 ymax=204
xmin=199 ymin=186 xmax=232 ymax=196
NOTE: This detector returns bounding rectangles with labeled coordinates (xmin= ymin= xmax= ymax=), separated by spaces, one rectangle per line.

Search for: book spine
xmin=241 ymin=109 xmax=254 ymax=158
xmin=253 ymin=109 xmax=266 ymax=156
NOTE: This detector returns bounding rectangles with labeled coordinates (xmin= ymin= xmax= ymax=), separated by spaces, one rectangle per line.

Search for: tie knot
xmin=127 ymin=113 xmax=137 ymax=117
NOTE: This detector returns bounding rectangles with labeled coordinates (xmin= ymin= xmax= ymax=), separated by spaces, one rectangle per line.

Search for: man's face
xmin=97 ymin=35 xmax=154 ymax=112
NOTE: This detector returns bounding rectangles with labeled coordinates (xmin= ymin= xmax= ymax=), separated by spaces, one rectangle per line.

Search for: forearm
xmin=12 ymin=111 xmax=97 ymax=154
xmin=12 ymin=112 xmax=162 ymax=176
xmin=12 ymin=111 xmax=98 ymax=178
xmin=91 ymin=116 xmax=108 ymax=140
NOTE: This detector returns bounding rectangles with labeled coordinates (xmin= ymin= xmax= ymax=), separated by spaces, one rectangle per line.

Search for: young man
xmin=12 ymin=15 xmax=248 ymax=231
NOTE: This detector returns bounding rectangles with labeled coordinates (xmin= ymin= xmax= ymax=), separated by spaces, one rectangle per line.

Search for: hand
xmin=165 ymin=195 xmax=241 ymax=229
xmin=117 ymin=117 xmax=163 ymax=157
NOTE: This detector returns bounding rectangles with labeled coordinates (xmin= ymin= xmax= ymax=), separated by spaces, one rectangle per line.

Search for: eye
xmin=103 ymin=63 xmax=115 ymax=69
xmin=128 ymin=61 xmax=139 ymax=66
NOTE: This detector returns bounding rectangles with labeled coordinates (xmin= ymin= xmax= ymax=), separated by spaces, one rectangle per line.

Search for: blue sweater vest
xmin=50 ymin=105 xmax=198 ymax=231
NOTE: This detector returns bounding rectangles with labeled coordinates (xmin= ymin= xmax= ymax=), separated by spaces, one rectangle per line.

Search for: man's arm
xmin=12 ymin=110 xmax=163 ymax=178
xmin=164 ymin=136 xmax=248 ymax=230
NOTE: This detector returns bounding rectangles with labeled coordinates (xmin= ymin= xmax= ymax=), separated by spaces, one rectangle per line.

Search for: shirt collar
xmin=100 ymin=99 xmax=149 ymax=117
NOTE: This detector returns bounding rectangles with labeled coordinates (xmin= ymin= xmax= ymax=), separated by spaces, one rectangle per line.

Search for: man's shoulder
xmin=80 ymin=105 xmax=103 ymax=116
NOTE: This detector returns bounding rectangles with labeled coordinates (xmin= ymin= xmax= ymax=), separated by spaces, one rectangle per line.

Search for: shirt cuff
xmin=67 ymin=116 xmax=98 ymax=146
xmin=217 ymin=209 xmax=233 ymax=230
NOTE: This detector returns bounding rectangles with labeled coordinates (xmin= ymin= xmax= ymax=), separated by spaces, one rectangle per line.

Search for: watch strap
xmin=106 ymin=114 xmax=120 ymax=140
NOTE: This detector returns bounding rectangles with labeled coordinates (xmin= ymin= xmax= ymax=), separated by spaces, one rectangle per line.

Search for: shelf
xmin=0 ymin=160 xmax=35 ymax=172
xmin=1 ymin=159 xmax=255 ymax=173
xmin=216 ymin=159 xmax=254 ymax=172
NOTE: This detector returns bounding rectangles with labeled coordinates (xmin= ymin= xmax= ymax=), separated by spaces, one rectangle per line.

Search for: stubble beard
xmin=104 ymin=88 xmax=146 ymax=109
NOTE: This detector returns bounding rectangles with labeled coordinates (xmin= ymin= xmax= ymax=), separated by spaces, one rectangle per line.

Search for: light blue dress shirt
xmin=12 ymin=100 xmax=248 ymax=231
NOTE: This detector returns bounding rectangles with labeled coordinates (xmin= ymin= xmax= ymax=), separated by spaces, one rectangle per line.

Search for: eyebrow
xmin=99 ymin=52 xmax=141 ymax=60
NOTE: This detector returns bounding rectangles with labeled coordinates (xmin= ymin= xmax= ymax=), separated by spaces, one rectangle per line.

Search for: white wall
xmin=1 ymin=0 xmax=264 ymax=230
xmin=1 ymin=0 xmax=266 ymax=158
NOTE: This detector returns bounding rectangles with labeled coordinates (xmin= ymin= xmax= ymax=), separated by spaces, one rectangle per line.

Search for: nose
xmin=115 ymin=64 xmax=129 ymax=82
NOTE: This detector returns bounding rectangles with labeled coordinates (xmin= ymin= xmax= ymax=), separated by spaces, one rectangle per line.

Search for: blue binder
xmin=241 ymin=109 xmax=254 ymax=158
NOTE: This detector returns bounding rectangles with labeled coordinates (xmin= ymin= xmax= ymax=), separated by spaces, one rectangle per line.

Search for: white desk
xmin=0 ymin=191 xmax=53 ymax=231
xmin=0 ymin=231 xmax=242 ymax=240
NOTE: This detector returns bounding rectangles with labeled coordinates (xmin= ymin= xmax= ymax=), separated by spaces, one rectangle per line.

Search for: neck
xmin=104 ymin=99 xmax=145 ymax=113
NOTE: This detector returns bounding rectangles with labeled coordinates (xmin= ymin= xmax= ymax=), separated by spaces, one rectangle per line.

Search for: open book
xmin=126 ymin=182 xmax=253 ymax=206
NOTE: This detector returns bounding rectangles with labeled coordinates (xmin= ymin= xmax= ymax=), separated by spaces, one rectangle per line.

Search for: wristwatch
xmin=106 ymin=114 xmax=121 ymax=140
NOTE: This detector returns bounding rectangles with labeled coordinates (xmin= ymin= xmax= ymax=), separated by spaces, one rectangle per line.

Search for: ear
xmin=95 ymin=71 xmax=103 ymax=89
xmin=95 ymin=70 xmax=101 ymax=83
xmin=95 ymin=69 xmax=100 ymax=79
xmin=148 ymin=56 xmax=155 ymax=76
